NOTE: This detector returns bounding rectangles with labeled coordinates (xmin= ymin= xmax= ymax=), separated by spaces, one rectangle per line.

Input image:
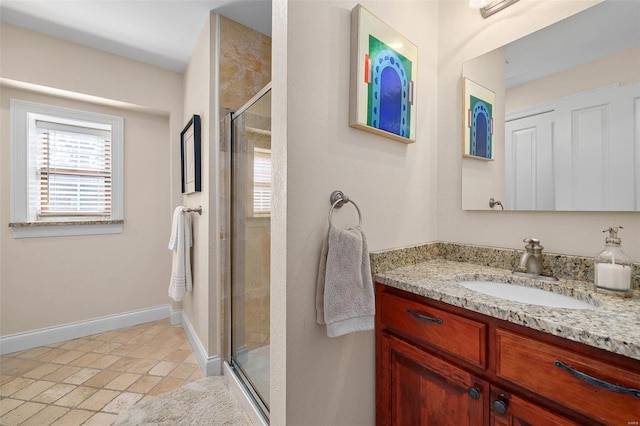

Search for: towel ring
xmin=328 ymin=191 xmax=362 ymax=226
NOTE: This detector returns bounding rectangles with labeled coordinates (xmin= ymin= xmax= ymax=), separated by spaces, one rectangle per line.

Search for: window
xmin=37 ymin=120 xmax=112 ymax=219
xmin=253 ymin=148 xmax=271 ymax=216
xmin=10 ymin=100 xmax=124 ymax=238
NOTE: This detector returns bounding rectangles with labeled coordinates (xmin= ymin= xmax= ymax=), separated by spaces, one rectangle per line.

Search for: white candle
xmin=596 ymin=263 xmax=631 ymax=290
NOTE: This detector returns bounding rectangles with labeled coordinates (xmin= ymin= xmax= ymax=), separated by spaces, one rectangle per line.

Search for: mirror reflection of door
xmin=505 ymin=111 xmax=555 ymax=210
xmin=553 ymin=83 xmax=638 ymax=211
xmin=505 ymin=83 xmax=640 ymax=211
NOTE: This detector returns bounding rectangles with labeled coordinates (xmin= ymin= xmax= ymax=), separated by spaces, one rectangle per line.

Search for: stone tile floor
xmin=0 ymin=319 xmax=202 ymax=425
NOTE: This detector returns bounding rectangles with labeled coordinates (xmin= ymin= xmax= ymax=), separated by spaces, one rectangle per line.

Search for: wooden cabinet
xmin=378 ymin=332 xmax=487 ymax=425
xmin=376 ymin=284 xmax=640 ymax=426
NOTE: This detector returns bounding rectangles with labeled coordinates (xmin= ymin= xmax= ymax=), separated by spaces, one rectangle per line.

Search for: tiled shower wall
xmin=219 ymin=17 xmax=272 ymax=111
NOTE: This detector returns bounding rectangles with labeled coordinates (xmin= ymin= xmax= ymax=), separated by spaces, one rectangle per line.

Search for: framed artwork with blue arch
xmin=462 ymin=78 xmax=495 ymax=161
xmin=349 ymin=4 xmax=417 ymax=144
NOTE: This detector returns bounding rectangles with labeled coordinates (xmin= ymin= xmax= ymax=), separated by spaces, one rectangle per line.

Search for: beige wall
xmin=271 ymin=1 xmax=439 ymax=423
xmin=437 ymin=0 xmax=640 ymax=261
xmin=271 ymin=0 xmax=288 ymax=421
xmin=181 ymin=14 xmax=271 ymax=362
xmin=181 ymin=14 xmax=217 ymax=358
xmin=507 ymin=45 xmax=640 ymax=113
xmin=0 ymin=24 xmax=184 ymax=335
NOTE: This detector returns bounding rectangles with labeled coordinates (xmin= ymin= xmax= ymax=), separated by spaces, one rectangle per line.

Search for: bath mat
xmin=115 ymin=376 xmax=251 ymax=425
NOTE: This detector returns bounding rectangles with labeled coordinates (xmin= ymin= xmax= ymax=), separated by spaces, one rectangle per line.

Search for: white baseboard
xmin=180 ymin=312 xmax=221 ymax=377
xmin=1 ymin=304 xmax=223 ymax=379
xmin=169 ymin=306 xmax=182 ymax=325
xmin=0 ymin=304 xmax=171 ymax=355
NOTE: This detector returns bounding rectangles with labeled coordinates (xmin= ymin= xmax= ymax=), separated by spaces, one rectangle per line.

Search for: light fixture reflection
xmin=469 ymin=0 xmax=520 ymax=18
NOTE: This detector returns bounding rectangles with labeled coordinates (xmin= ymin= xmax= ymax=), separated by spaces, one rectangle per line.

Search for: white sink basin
xmin=459 ymin=281 xmax=595 ymax=309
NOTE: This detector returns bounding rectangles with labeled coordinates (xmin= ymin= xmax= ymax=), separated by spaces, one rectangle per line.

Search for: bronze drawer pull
xmin=554 ymin=360 xmax=640 ymax=399
xmin=405 ymin=308 xmax=443 ymax=325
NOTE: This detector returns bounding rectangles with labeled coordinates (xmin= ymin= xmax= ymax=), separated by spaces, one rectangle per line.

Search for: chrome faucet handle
xmin=523 ymin=238 xmax=534 ymax=251
xmin=523 ymin=238 xmax=543 ymax=252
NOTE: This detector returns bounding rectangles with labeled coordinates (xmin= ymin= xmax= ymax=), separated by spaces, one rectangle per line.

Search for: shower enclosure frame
xmin=222 ymin=82 xmax=272 ymax=424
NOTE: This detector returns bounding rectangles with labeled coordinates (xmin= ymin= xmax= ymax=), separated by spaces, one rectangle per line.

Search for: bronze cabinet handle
xmin=555 ymin=360 xmax=640 ymax=399
xmin=405 ymin=308 xmax=443 ymax=325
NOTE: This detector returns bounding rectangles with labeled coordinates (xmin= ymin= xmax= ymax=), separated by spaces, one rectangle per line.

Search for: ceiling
xmin=0 ymin=0 xmax=272 ymax=73
xmin=505 ymin=0 xmax=640 ymax=88
xmin=6 ymin=0 xmax=634 ymax=81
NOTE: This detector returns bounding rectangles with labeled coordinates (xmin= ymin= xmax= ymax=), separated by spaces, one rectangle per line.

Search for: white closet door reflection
xmin=505 ymin=111 xmax=555 ymax=211
xmin=505 ymin=83 xmax=639 ymax=211
xmin=230 ymin=86 xmax=271 ymax=414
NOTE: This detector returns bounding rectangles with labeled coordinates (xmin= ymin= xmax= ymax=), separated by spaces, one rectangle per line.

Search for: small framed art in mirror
xmin=462 ymin=77 xmax=494 ymax=161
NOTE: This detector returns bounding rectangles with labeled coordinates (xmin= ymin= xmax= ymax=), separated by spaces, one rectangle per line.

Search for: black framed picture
xmin=180 ymin=115 xmax=201 ymax=194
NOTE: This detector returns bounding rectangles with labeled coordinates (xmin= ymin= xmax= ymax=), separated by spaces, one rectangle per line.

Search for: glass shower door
xmin=230 ymin=86 xmax=271 ymax=415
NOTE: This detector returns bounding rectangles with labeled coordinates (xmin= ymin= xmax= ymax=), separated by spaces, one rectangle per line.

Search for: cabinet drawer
xmin=379 ymin=291 xmax=487 ymax=368
xmin=496 ymin=328 xmax=640 ymax=425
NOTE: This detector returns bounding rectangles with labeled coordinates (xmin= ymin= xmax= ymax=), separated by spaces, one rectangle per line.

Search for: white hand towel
xmin=168 ymin=206 xmax=193 ymax=302
xmin=316 ymin=224 xmax=375 ymax=337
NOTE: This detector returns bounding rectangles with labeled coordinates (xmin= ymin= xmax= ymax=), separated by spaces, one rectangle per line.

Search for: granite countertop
xmin=374 ymin=259 xmax=640 ymax=361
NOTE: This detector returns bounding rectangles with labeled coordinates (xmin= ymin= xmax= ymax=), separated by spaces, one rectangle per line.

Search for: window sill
xmin=9 ymin=220 xmax=124 ymax=238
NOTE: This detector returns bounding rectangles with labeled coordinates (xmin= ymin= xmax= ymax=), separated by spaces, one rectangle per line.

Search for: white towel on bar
xmin=168 ymin=206 xmax=193 ymax=302
xmin=316 ymin=224 xmax=375 ymax=337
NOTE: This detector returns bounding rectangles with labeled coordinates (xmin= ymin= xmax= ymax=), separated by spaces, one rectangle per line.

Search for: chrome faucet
xmin=516 ymin=238 xmax=544 ymax=275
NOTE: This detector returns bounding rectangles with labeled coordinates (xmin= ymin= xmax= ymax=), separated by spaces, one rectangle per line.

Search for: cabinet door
xmin=489 ymin=387 xmax=581 ymax=426
xmin=378 ymin=333 xmax=486 ymax=426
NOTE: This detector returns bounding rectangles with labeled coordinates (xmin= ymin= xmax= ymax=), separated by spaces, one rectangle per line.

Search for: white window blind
xmin=37 ymin=120 xmax=112 ymax=218
xmin=253 ymin=148 xmax=271 ymax=215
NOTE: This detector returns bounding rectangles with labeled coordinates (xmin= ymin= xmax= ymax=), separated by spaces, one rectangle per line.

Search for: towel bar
xmin=328 ymin=190 xmax=362 ymax=226
xmin=183 ymin=206 xmax=202 ymax=215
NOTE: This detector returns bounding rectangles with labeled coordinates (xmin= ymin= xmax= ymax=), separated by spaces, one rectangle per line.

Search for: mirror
xmin=462 ymin=0 xmax=640 ymax=211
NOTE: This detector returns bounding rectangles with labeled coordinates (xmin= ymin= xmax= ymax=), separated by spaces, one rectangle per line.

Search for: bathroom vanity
xmin=374 ymin=258 xmax=640 ymax=426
